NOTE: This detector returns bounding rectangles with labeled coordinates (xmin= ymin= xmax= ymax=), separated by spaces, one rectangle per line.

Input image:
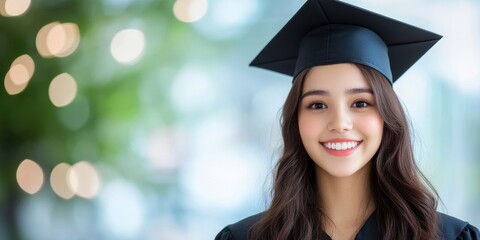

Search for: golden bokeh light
xmin=56 ymin=23 xmax=80 ymax=57
xmin=47 ymin=24 xmax=68 ymax=56
xmin=67 ymin=161 xmax=101 ymax=199
xmin=4 ymin=71 xmax=28 ymax=95
xmin=36 ymin=22 xmax=59 ymax=57
xmin=10 ymin=64 xmax=30 ymax=85
xmin=173 ymin=0 xmax=208 ymax=23
xmin=48 ymin=73 xmax=78 ymax=107
xmin=10 ymin=54 xmax=35 ymax=85
xmin=16 ymin=159 xmax=44 ymax=195
xmin=4 ymin=54 xmax=35 ymax=95
xmin=110 ymin=28 xmax=146 ymax=65
xmin=50 ymin=163 xmax=75 ymax=199
xmin=0 ymin=0 xmax=31 ymax=17
xmin=36 ymin=22 xmax=80 ymax=58
xmin=0 ymin=0 xmax=5 ymax=16
xmin=47 ymin=23 xmax=80 ymax=57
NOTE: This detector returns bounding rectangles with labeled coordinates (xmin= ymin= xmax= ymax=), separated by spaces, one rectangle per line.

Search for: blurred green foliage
xmin=0 ymin=0 xmax=189 ymax=238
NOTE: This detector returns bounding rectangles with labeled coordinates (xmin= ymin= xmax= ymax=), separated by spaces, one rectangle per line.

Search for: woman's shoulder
xmin=215 ymin=211 xmax=479 ymax=240
xmin=214 ymin=213 xmax=263 ymax=240
xmin=437 ymin=212 xmax=480 ymax=239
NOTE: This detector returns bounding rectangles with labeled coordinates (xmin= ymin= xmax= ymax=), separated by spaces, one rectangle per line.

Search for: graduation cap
xmin=250 ymin=0 xmax=442 ymax=84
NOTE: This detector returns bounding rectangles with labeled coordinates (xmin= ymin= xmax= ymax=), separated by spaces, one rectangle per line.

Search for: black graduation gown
xmin=215 ymin=211 xmax=480 ymax=240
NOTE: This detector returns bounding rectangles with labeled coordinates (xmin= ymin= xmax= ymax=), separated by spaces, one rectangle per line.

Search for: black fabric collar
xmin=323 ymin=210 xmax=378 ymax=240
xmin=225 ymin=210 xmax=473 ymax=240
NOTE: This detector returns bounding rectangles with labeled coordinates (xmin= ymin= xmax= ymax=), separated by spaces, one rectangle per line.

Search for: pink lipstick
xmin=321 ymin=139 xmax=362 ymax=157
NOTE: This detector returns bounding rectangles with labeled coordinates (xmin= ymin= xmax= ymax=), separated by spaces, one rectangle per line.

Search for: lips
xmin=320 ymin=139 xmax=362 ymax=157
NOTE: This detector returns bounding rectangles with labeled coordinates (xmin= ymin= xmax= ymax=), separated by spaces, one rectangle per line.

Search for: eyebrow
xmin=301 ymin=88 xmax=373 ymax=99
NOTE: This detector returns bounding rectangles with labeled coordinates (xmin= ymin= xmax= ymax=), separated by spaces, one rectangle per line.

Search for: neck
xmin=317 ymin=163 xmax=374 ymax=239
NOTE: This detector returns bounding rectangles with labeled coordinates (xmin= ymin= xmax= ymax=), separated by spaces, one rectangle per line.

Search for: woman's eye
xmin=309 ymin=103 xmax=327 ymax=109
xmin=352 ymin=101 xmax=369 ymax=108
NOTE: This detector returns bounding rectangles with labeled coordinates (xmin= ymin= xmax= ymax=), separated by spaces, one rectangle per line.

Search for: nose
xmin=327 ymin=106 xmax=353 ymax=132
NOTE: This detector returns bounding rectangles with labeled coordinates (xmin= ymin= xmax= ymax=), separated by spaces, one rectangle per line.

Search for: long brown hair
xmin=249 ymin=64 xmax=439 ymax=239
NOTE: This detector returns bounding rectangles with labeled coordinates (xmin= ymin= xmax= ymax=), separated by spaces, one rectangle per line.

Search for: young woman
xmin=215 ymin=0 xmax=480 ymax=239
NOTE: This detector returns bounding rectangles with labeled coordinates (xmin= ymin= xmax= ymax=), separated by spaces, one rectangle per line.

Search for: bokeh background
xmin=1 ymin=0 xmax=479 ymax=239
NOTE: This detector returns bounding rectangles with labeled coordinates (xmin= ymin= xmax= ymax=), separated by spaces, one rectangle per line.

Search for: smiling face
xmin=298 ymin=63 xmax=384 ymax=178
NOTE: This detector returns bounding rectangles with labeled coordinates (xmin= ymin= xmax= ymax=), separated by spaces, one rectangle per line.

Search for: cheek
xmin=357 ymin=113 xmax=384 ymax=140
xmin=298 ymin=113 xmax=317 ymax=139
xmin=298 ymin=113 xmax=323 ymax=139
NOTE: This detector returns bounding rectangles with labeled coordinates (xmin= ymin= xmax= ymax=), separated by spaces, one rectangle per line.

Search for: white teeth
xmin=323 ymin=141 xmax=359 ymax=150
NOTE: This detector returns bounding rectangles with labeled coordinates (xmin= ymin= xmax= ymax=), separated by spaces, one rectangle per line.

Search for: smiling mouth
xmin=322 ymin=141 xmax=362 ymax=151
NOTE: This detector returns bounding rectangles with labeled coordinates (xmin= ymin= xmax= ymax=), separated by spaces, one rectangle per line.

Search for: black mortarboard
xmin=250 ymin=0 xmax=442 ymax=84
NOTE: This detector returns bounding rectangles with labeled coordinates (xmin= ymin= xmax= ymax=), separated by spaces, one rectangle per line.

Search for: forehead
xmin=302 ymin=63 xmax=369 ymax=91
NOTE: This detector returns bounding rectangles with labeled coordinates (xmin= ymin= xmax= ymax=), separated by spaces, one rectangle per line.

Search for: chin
xmin=325 ymin=169 xmax=361 ymax=178
xmin=316 ymin=161 xmax=372 ymax=179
